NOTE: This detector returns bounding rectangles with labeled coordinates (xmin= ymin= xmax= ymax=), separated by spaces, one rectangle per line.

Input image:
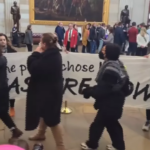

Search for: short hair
xmin=108 ymin=27 xmax=113 ymax=33
xmin=105 ymin=43 xmax=120 ymax=60
xmin=132 ymin=22 xmax=136 ymax=26
xmin=118 ymin=22 xmax=122 ymax=26
xmin=101 ymin=23 xmax=105 ymax=26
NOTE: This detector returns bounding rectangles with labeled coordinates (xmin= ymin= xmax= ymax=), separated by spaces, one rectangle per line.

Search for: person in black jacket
xmin=81 ymin=44 xmax=128 ymax=150
xmin=0 ymin=33 xmax=17 ymax=117
xmin=25 ymin=33 xmax=65 ymax=150
xmin=0 ymin=46 xmax=23 ymax=139
xmin=114 ymin=22 xmax=125 ymax=53
xmin=89 ymin=23 xmax=97 ymax=53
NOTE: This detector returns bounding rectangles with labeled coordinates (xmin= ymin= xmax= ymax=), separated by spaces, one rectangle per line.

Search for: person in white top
xmin=136 ymin=27 xmax=149 ymax=56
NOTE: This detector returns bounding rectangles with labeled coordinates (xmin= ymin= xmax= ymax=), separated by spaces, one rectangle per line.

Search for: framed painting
xmin=29 ymin=0 xmax=110 ymax=26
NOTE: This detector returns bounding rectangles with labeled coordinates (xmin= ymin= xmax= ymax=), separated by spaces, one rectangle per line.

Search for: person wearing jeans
xmin=142 ymin=109 xmax=150 ymax=131
xmin=97 ymin=23 xmax=106 ymax=53
xmin=89 ymin=23 xmax=97 ymax=53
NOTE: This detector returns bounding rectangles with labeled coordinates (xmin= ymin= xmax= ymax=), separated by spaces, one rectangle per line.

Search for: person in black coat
xmin=114 ymin=22 xmax=125 ymax=52
xmin=0 ymin=33 xmax=17 ymax=117
xmin=81 ymin=44 xmax=130 ymax=150
xmin=0 ymin=46 xmax=23 ymax=139
xmin=25 ymin=33 xmax=65 ymax=150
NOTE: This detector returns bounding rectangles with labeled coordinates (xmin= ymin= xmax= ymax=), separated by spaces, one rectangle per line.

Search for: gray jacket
xmin=24 ymin=30 xmax=33 ymax=44
xmin=103 ymin=33 xmax=114 ymax=43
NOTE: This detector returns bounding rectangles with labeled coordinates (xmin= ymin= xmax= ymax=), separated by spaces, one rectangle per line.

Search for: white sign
xmin=5 ymin=52 xmax=150 ymax=109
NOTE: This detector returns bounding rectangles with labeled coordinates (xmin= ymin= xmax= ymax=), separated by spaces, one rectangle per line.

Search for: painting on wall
xmin=29 ymin=0 xmax=110 ymax=25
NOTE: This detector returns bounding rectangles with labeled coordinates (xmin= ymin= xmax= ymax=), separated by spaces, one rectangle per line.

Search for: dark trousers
xmin=9 ymin=99 xmax=15 ymax=108
xmin=146 ymin=109 xmax=150 ymax=121
xmin=90 ymin=40 xmax=97 ymax=53
xmin=0 ymin=112 xmax=16 ymax=129
xmin=66 ymin=42 xmax=75 ymax=52
xmin=136 ymin=47 xmax=147 ymax=56
xmin=127 ymin=42 xmax=137 ymax=56
xmin=82 ymin=45 xmax=86 ymax=53
xmin=87 ymin=41 xmax=90 ymax=53
xmin=26 ymin=44 xmax=33 ymax=52
xmin=58 ymin=40 xmax=63 ymax=46
xmin=86 ymin=111 xmax=125 ymax=150
xmin=12 ymin=33 xmax=19 ymax=47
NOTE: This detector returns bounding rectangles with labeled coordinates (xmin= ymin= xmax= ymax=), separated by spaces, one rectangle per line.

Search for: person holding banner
xmin=0 ymin=33 xmax=17 ymax=117
xmin=25 ymin=33 xmax=65 ymax=150
xmin=0 ymin=44 xmax=23 ymax=139
xmin=81 ymin=43 xmax=133 ymax=150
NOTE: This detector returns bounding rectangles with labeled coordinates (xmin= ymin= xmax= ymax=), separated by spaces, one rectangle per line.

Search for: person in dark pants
xmin=127 ymin=22 xmax=138 ymax=55
xmin=136 ymin=27 xmax=149 ymax=56
xmin=89 ymin=23 xmax=97 ymax=53
xmin=64 ymin=23 xmax=78 ymax=52
xmin=114 ymin=22 xmax=125 ymax=53
xmin=81 ymin=44 xmax=131 ymax=150
xmin=24 ymin=25 xmax=33 ymax=52
xmin=12 ymin=24 xmax=19 ymax=47
xmin=55 ymin=22 xmax=65 ymax=46
xmin=0 ymin=43 xmax=23 ymax=139
xmin=0 ymin=33 xmax=17 ymax=117
xmin=142 ymin=109 xmax=150 ymax=131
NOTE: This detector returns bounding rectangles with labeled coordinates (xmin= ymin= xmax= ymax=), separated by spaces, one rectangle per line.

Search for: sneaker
xmin=9 ymin=107 xmax=15 ymax=117
xmin=81 ymin=143 xmax=97 ymax=150
xmin=142 ymin=121 xmax=150 ymax=131
xmin=106 ymin=145 xmax=117 ymax=150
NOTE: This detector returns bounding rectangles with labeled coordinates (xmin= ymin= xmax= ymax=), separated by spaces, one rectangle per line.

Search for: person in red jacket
xmin=127 ymin=22 xmax=138 ymax=55
xmin=64 ymin=23 xmax=78 ymax=52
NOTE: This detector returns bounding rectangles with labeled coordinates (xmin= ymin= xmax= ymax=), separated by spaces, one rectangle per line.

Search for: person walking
xmin=81 ymin=43 xmax=133 ymax=150
xmin=142 ymin=109 xmax=150 ymax=131
xmin=24 ymin=25 xmax=33 ymax=52
xmin=136 ymin=27 xmax=149 ymax=56
xmin=82 ymin=24 xmax=89 ymax=53
xmin=0 ymin=33 xmax=17 ymax=117
xmin=25 ymin=33 xmax=66 ymax=150
xmin=0 ymin=38 xmax=23 ymax=138
xmin=127 ymin=22 xmax=138 ymax=56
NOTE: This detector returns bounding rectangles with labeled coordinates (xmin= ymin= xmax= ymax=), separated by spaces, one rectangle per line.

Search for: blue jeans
xmin=90 ymin=40 xmax=97 ymax=53
xmin=98 ymin=39 xmax=103 ymax=53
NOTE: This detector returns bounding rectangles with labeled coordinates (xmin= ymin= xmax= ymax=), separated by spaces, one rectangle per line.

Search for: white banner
xmin=5 ymin=52 xmax=150 ymax=109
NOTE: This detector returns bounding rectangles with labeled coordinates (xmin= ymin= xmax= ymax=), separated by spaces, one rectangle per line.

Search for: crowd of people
xmin=0 ymin=29 xmax=150 ymax=150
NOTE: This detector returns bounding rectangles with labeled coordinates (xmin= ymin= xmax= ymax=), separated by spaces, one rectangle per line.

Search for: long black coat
xmin=25 ymin=48 xmax=63 ymax=131
xmin=0 ymin=55 xmax=9 ymax=113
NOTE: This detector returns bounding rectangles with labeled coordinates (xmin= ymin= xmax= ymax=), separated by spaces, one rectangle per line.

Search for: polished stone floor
xmin=0 ymin=100 xmax=150 ymax=150
xmin=0 ymin=46 xmax=150 ymax=149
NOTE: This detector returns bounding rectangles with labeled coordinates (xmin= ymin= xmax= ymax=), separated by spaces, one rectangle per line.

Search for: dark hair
xmin=0 ymin=33 xmax=12 ymax=51
xmin=101 ymin=23 xmax=105 ymax=27
xmin=105 ymin=43 xmax=120 ymax=60
xmin=73 ymin=24 xmax=77 ymax=28
xmin=108 ymin=27 xmax=113 ymax=33
xmin=88 ymin=23 xmax=91 ymax=27
xmin=27 ymin=25 xmax=31 ymax=30
xmin=118 ymin=22 xmax=122 ymax=26
xmin=132 ymin=22 xmax=136 ymax=26
xmin=42 ymin=33 xmax=58 ymax=49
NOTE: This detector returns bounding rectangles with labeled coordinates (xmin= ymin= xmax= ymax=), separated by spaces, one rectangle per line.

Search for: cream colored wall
xmin=0 ymin=0 xmax=149 ymax=35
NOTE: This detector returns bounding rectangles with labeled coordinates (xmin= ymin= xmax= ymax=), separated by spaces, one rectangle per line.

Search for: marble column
xmin=4 ymin=0 xmax=20 ymax=36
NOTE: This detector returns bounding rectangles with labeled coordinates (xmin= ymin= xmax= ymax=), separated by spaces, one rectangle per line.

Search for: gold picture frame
xmin=29 ymin=0 xmax=110 ymax=26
